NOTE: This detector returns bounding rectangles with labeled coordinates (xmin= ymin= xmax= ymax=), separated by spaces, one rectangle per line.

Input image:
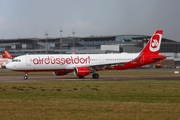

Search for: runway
xmin=0 ymin=69 xmax=180 ymax=82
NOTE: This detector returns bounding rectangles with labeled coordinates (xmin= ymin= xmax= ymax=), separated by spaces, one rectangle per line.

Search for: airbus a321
xmin=6 ymin=30 xmax=166 ymax=80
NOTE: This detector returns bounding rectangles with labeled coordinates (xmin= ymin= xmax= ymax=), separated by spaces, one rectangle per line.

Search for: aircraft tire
xmin=24 ymin=76 xmax=28 ymax=80
xmin=92 ymin=73 xmax=99 ymax=79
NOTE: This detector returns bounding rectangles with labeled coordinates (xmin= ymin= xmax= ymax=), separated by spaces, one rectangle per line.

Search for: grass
xmin=0 ymin=80 xmax=180 ymax=119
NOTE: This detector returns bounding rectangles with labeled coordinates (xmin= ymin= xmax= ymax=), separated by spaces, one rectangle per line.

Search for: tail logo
xmin=151 ymin=39 xmax=159 ymax=48
xmin=150 ymin=34 xmax=162 ymax=52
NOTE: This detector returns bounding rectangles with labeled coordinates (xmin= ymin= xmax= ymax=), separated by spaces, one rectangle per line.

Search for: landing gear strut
xmin=92 ymin=73 xmax=99 ymax=79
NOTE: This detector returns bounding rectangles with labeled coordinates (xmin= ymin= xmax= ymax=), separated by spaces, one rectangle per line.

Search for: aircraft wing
xmin=88 ymin=62 xmax=126 ymax=70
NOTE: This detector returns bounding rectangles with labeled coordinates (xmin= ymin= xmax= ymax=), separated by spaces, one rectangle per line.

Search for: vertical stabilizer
xmin=4 ymin=50 xmax=13 ymax=59
xmin=141 ymin=30 xmax=163 ymax=55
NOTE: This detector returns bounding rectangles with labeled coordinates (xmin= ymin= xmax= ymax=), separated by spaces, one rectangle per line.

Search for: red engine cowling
xmin=74 ymin=67 xmax=90 ymax=77
xmin=53 ymin=69 xmax=72 ymax=76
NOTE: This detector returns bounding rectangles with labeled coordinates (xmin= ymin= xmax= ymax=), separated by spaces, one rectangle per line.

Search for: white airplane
xmin=0 ymin=50 xmax=13 ymax=68
xmin=6 ymin=30 xmax=166 ymax=80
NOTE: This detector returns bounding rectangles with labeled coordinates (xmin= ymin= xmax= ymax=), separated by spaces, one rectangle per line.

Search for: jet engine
xmin=74 ymin=67 xmax=90 ymax=78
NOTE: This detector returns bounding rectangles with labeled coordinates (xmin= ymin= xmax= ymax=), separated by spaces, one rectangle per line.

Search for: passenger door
xmin=26 ymin=56 xmax=31 ymax=66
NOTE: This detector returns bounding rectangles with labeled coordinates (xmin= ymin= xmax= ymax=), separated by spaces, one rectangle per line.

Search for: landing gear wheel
xmin=92 ymin=73 xmax=99 ymax=79
xmin=24 ymin=72 xmax=28 ymax=80
xmin=24 ymin=75 xmax=28 ymax=80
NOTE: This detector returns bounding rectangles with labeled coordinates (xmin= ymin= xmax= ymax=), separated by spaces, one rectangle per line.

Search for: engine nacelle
xmin=74 ymin=67 xmax=90 ymax=77
xmin=53 ymin=70 xmax=72 ymax=76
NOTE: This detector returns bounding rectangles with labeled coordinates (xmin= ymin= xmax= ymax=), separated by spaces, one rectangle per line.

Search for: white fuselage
xmin=6 ymin=53 xmax=139 ymax=71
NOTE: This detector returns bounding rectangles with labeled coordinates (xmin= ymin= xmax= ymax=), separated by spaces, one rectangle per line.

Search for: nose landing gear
xmin=24 ymin=72 xmax=28 ymax=80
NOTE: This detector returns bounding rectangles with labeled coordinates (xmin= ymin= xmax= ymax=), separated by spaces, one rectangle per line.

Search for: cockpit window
xmin=12 ymin=59 xmax=21 ymax=62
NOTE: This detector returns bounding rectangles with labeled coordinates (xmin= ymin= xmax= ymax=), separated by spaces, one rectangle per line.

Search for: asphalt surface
xmin=0 ymin=69 xmax=180 ymax=82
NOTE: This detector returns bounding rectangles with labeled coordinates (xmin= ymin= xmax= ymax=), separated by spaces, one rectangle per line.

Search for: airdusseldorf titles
xmin=32 ymin=56 xmax=91 ymax=65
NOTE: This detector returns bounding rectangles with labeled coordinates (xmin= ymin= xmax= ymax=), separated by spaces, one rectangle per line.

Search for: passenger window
xmin=12 ymin=59 xmax=21 ymax=62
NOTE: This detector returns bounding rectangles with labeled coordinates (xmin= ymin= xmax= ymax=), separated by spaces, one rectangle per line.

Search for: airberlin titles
xmin=32 ymin=56 xmax=91 ymax=65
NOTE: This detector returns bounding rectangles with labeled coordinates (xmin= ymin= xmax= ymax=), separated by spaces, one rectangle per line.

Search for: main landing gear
xmin=92 ymin=73 xmax=99 ymax=79
xmin=91 ymin=67 xmax=99 ymax=79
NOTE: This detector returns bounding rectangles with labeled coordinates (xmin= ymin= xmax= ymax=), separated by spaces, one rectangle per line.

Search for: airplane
xmin=6 ymin=30 xmax=166 ymax=80
xmin=0 ymin=50 xmax=13 ymax=68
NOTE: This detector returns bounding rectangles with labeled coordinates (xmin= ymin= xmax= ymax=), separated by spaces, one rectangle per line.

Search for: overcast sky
xmin=0 ymin=0 xmax=180 ymax=41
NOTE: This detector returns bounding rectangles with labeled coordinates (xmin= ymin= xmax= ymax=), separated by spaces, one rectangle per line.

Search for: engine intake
xmin=74 ymin=67 xmax=90 ymax=77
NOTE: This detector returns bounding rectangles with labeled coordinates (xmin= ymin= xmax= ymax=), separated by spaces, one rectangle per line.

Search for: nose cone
xmin=6 ymin=63 xmax=14 ymax=70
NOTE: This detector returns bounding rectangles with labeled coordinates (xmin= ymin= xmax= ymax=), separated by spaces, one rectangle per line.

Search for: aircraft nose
xmin=6 ymin=63 xmax=13 ymax=70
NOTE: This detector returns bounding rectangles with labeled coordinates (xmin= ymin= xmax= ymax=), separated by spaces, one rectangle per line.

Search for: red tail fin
xmin=4 ymin=50 xmax=13 ymax=59
xmin=141 ymin=30 xmax=163 ymax=55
